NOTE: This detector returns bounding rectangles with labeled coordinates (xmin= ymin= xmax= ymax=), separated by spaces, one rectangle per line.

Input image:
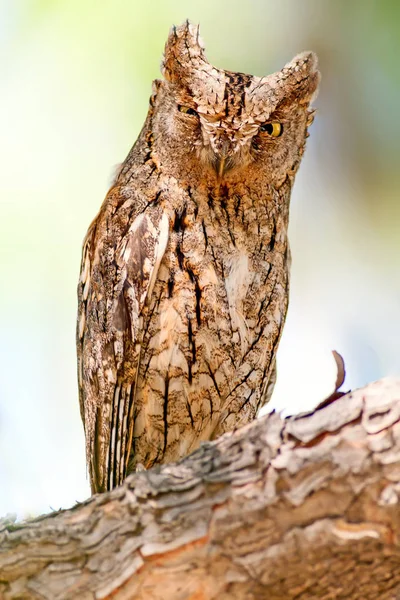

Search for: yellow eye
xmin=178 ymin=105 xmax=198 ymax=117
xmin=260 ymin=121 xmax=283 ymax=137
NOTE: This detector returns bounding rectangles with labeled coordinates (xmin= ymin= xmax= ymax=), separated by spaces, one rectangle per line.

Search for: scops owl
xmin=77 ymin=21 xmax=320 ymax=494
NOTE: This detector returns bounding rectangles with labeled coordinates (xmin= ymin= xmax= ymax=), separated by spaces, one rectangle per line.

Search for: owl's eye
xmin=178 ymin=105 xmax=198 ymax=117
xmin=260 ymin=122 xmax=283 ymax=137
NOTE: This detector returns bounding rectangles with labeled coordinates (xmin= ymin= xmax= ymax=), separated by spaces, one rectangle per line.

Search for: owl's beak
xmin=213 ymin=139 xmax=234 ymax=178
xmin=216 ymin=156 xmax=226 ymax=178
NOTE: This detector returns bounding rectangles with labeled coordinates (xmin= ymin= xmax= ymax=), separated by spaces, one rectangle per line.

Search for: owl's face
xmin=151 ymin=22 xmax=320 ymax=189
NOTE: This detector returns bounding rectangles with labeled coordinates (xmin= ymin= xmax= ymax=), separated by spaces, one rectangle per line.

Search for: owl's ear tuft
xmin=277 ymin=51 xmax=321 ymax=105
xmin=162 ymin=21 xmax=208 ymax=84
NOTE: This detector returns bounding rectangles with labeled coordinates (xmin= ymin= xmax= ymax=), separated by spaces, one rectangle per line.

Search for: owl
xmin=77 ymin=21 xmax=320 ymax=494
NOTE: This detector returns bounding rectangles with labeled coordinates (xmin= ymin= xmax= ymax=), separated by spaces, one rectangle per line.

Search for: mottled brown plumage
xmin=77 ymin=21 xmax=320 ymax=494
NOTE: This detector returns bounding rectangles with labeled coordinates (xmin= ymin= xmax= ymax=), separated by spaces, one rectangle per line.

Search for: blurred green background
xmin=1 ymin=0 xmax=399 ymax=517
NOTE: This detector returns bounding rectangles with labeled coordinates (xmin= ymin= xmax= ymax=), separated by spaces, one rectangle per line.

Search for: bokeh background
xmin=1 ymin=0 xmax=399 ymax=518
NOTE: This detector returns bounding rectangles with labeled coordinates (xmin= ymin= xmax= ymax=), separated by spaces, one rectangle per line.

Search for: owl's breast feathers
xmin=77 ymin=178 xmax=289 ymax=493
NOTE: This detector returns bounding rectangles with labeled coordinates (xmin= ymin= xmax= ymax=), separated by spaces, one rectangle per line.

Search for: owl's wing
xmin=77 ymin=203 xmax=170 ymax=493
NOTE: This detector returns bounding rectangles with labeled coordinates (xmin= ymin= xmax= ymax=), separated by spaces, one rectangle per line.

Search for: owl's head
xmin=150 ymin=21 xmax=320 ymax=188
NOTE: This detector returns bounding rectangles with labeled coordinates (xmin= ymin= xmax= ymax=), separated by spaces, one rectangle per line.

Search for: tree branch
xmin=2 ymin=378 xmax=400 ymax=599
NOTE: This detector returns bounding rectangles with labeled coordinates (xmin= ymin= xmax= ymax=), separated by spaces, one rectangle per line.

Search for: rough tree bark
xmin=1 ymin=378 xmax=400 ymax=600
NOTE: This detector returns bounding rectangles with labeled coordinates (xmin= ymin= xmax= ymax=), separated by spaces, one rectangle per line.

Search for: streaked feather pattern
xmin=77 ymin=199 xmax=169 ymax=492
